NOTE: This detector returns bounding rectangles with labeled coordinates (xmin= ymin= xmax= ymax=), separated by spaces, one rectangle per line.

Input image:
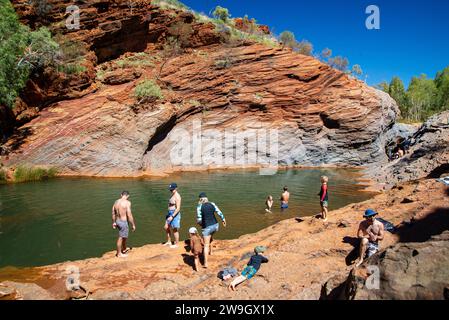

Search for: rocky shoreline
xmin=1 ymin=178 xmax=447 ymax=300
xmin=1 ymin=0 xmax=448 ymax=300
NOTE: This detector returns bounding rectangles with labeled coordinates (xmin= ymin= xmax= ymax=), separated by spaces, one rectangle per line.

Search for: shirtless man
xmin=164 ymin=183 xmax=182 ymax=249
xmin=355 ymin=209 xmax=385 ymax=267
xmin=112 ymin=191 xmax=136 ymax=258
xmin=280 ymin=186 xmax=290 ymax=209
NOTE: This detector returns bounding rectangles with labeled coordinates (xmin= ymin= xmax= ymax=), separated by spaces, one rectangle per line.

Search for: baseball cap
xmin=198 ymin=192 xmax=207 ymax=198
xmin=168 ymin=183 xmax=177 ymax=191
xmin=189 ymin=227 xmax=198 ymax=234
xmin=254 ymin=246 xmax=267 ymax=254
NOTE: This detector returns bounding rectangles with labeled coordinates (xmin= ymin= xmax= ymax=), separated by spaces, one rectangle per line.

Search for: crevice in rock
xmin=93 ymin=1 xmax=110 ymax=13
xmin=320 ymin=113 xmax=340 ymax=129
xmin=92 ymin=16 xmax=151 ymax=63
xmin=287 ymin=73 xmax=320 ymax=83
xmin=248 ymin=103 xmax=267 ymax=112
xmin=144 ymin=115 xmax=177 ymax=154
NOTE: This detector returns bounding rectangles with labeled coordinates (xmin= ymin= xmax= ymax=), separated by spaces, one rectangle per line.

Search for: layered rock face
xmin=8 ymin=0 xmax=222 ymax=126
xmin=1 ymin=0 xmax=399 ymax=177
xmin=1 ymin=43 xmax=398 ymax=176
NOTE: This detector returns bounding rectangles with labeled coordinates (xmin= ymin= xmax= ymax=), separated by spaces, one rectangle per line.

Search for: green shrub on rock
xmin=134 ymin=80 xmax=164 ymax=101
xmin=13 ymin=166 xmax=58 ymax=183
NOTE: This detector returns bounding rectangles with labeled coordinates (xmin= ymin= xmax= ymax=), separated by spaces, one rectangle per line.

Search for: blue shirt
xmin=196 ymin=202 xmax=225 ymax=228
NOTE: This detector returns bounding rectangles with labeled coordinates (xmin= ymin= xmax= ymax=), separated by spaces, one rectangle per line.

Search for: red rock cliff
xmin=1 ymin=0 xmax=399 ymax=177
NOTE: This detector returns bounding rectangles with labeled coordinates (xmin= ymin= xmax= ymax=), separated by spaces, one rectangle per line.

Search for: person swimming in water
xmin=163 ymin=183 xmax=182 ymax=249
xmin=280 ymin=186 xmax=290 ymax=209
xmin=265 ymin=195 xmax=273 ymax=213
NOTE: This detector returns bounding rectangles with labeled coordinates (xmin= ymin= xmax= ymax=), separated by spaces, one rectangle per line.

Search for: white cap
xmin=189 ymin=227 xmax=198 ymax=234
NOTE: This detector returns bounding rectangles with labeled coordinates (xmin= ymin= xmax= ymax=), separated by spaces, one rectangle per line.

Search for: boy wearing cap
xmin=229 ymin=246 xmax=269 ymax=291
xmin=188 ymin=227 xmax=204 ymax=272
xmin=355 ymin=209 xmax=385 ymax=267
xmin=164 ymin=183 xmax=182 ymax=248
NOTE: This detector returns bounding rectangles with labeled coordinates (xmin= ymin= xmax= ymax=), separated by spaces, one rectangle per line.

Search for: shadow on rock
xmin=181 ymin=254 xmax=196 ymax=271
xmin=2 ymin=128 xmax=33 ymax=154
xmin=342 ymin=236 xmax=359 ymax=266
xmin=396 ymin=207 xmax=449 ymax=243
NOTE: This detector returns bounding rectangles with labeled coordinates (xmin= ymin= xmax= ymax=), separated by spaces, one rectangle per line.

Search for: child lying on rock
xmin=228 ymin=246 xmax=268 ymax=291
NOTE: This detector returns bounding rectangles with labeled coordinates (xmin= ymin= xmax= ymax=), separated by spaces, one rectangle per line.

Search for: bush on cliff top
xmin=134 ymin=80 xmax=164 ymax=101
xmin=0 ymin=0 xmax=60 ymax=109
xmin=13 ymin=166 xmax=58 ymax=183
xmin=152 ymin=0 xmax=188 ymax=10
xmin=213 ymin=6 xmax=230 ymax=23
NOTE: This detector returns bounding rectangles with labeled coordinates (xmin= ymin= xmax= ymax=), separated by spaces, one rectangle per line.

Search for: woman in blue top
xmin=196 ymin=192 xmax=226 ymax=268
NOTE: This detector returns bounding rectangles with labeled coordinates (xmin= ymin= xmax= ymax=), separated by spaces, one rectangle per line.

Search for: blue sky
xmin=182 ymin=0 xmax=449 ymax=88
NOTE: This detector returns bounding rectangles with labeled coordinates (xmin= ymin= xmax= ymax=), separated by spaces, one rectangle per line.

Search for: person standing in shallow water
xmin=196 ymin=192 xmax=226 ymax=268
xmin=319 ymin=176 xmax=329 ymax=221
xmin=164 ymin=183 xmax=182 ymax=248
xmin=265 ymin=195 xmax=273 ymax=213
xmin=112 ymin=191 xmax=136 ymax=258
xmin=280 ymin=186 xmax=290 ymax=210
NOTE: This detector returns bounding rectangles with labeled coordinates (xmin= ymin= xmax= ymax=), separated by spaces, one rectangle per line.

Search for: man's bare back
xmin=281 ymin=191 xmax=290 ymax=204
xmin=114 ymin=198 xmax=131 ymax=222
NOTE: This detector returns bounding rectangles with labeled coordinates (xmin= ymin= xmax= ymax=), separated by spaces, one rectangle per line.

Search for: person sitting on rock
xmin=228 ymin=246 xmax=269 ymax=291
xmin=355 ymin=209 xmax=385 ymax=267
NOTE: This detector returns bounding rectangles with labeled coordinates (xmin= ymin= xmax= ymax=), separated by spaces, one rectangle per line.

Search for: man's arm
xmin=357 ymin=222 xmax=368 ymax=239
xmin=126 ymin=202 xmax=136 ymax=231
xmin=172 ymin=196 xmax=181 ymax=217
xmin=261 ymin=255 xmax=269 ymax=263
xmin=112 ymin=202 xmax=117 ymax=228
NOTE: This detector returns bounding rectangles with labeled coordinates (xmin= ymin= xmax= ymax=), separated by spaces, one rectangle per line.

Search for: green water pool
xmin=0 ymin=168 xmax=375 ymax=268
